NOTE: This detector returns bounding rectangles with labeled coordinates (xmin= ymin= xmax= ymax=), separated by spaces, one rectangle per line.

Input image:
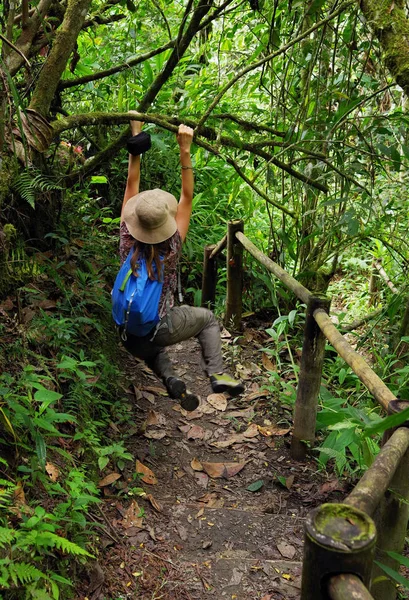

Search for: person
xmin=118 ymin=116 xmax=244 ymax=410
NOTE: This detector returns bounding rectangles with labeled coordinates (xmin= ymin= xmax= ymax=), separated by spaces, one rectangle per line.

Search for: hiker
xmin=116 ymin=116 xmax=244 ymax=410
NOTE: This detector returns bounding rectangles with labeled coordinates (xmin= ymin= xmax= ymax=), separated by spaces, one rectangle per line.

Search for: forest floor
xmin=76 ymin=324 xmax=349 ymax=600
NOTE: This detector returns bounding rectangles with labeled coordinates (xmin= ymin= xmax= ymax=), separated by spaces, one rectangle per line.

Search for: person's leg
xmin=154 ymin=306 xmax=244 ymax=396
xmin=121 ymin=331 xmax=199 ymax=410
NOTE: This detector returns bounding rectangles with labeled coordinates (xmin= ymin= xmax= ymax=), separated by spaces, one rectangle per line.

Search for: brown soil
xmin=76 ymin=330 xmax=349 ymax=600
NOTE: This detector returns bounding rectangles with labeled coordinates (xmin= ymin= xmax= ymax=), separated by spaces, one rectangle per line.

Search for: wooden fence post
xmin=291 ymin=294 xmax=331 ymax=461
xmin=301 ymin=503 xmax=376 ymax=600
xmin=371 ymin=401 xmax=409 ymax=600
xmin=201 ymin=244 xmax=217 ymax=310
xmin=225 ymin=220 xmax=243 ymax=330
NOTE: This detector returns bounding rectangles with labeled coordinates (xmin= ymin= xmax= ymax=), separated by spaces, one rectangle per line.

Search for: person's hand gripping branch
xmin=175 ymin=124 xmax=194 ymax=242
xmin=122 ymin=114 xmax=144 ymax=218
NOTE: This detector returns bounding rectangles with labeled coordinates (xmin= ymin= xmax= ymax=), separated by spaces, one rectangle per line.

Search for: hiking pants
xmin=121 ymin=305 xmax=224 ymax=381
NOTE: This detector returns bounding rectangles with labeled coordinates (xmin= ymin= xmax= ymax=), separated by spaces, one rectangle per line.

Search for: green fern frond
xmin=0 ymin=527 xmax=16 ymax=548
xmin=26 ymin=586 xmax=54 ymax=600
xmin=8 ymin=562 xmax=45 ymax=586
xmin=47 ymin=532 xmax=93 ymax=557
xmin=13 ymin=169 xmax=62 ymax=209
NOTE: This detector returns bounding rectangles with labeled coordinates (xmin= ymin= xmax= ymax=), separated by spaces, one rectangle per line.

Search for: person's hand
xmin=129 ymin=111 xmax=143 ymax=136
xmin=177 ymin=124 xmax=194 ymax=152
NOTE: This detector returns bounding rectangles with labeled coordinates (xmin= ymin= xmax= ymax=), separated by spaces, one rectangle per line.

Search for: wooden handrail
xmin=313 ymin=308 xmax=396 ymax=411
xmin=235 ymin=231 xmax=311 ymax=304
xmin=345 ymin=427 xmax=409 ymax=515
xmin=210 ymin=234 xmax=227 ymax=259
xmin=328 ymin=574 xmax=374 ymax=600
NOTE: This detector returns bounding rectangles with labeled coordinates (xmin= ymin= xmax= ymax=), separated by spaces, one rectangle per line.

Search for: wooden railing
xmin=202 ymin=220 xmax=409 ymax=600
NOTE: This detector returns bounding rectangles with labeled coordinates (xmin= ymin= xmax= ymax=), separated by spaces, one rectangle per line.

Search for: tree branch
xmin=51 ymin=111 xmax=328 ymax=193
xmin=196 ymin=1 xmax=354 ymax=129
xmin=58 ymin=40 xmax=176 ymax=90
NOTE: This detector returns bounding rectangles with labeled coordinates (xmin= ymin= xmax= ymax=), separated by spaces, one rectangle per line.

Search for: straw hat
xmin=123 ymin=189 xmax=178 ymax=244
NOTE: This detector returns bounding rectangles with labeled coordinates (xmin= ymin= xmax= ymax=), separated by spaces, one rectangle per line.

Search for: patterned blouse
xmin=119 ymin=221 xmax=182 ymax=318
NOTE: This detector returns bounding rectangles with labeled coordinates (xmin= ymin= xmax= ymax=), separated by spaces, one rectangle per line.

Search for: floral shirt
xmin=119 ymin=221 xmax=182 ymax=318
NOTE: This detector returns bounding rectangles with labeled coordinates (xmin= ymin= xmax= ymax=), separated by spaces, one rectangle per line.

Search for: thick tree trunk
xmin=360 ymin=0 xmax=409 ymax=95
xmin=29 ymin=0 xmax=93 ymax=117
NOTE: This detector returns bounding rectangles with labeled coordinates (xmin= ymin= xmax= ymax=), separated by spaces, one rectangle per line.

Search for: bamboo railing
xmin=201 ymin=220 xmax=409 ymax=600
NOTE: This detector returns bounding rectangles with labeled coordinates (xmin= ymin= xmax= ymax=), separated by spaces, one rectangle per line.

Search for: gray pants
xmin=122 ymin=305 xmax=224 ymax=381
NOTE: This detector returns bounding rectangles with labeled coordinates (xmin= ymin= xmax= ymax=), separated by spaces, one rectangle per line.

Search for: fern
xmin=316 ymin=446 xmax=348 ymax=473
xmin=7 ymin=562 xmax=45 ymax=586
xmin=0 ymin=526 xmax=15 ymax=548
xmin=13 ymin=170 xmax=62 ymax=209
xmin=46 ymin=532 xmax=93 ymax=557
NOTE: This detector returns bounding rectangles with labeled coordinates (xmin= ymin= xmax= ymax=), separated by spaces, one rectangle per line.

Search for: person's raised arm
xmin=121 ymin=117 xmax=143 ymax=220
xmin=175 ymin=124 xmax=194 ymax=242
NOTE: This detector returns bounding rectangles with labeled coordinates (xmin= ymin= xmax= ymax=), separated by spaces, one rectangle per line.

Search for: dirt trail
xmin=78 ymin=333 xmax=347 ymax=600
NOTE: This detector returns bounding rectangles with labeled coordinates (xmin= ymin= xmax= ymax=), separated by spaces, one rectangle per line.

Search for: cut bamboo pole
xmin=374 ymin=260 xmax=398 ymax=294
xmin=371 ymin=412 xmax=409 ymax=600
xmin=201 ymin=244 xmax=217 ymax=309
xmin=235 ymin=231 xmax=311 ymax=304
xmin=291 ymin=295 xmax=331 ymax=461
xmin=313 ymin=308 xmax=396 ymax=411
xmin=345 ymin=427 xmax=409 ymax=516
xmin=225 ymin=220 xmax=244 ymax=329
xmin=328 ymin=574 xmax=375 ymax=600
xmin=210 ymin=234 xmax=227 ymax=259
xmin=369 ymin=261 xmax=380 ymax=307
xmin=301 ymin=503 xmax=376 ymax=600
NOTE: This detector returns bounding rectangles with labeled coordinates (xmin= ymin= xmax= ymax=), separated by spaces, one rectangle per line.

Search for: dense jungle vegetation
xmin=2 ymin=0 xmax=409 ymax=597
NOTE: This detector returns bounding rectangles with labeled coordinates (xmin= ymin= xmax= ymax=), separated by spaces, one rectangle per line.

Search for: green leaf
xmin=374 ymin=561 xmax=409 ymax=589
xmin=246 ymin=479 xmax=264 ymax=492
xmin=34 ymin=432 xmax=47 ymax=467
xmin=34 ymin=389 xmax=63 ymax=403
xmin=90 ymin=175 xmax=107 ymax=184
xmin=275 ymin=474 xmax=287 ymax=488
xmin=363 ymin=406 xmax=409 ymax=437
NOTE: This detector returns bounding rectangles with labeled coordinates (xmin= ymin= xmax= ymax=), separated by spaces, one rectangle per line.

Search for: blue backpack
xmin=112 ymin=248 xmax=164 ymax=338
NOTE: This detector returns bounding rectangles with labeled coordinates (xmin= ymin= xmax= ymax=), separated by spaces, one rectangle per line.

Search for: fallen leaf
xmin=202 ymin=539 xmax=212 ymax=549
xmin=277 ymin=542 xmax=296 ymax=559
xmin=258 ymin=425 xmax=290 ymax=437
xmin=247 ymin=479 xmax=264 ymax=492
xmin=201 ymin=461 xmax=246 ymax=479
xmin=178 ymin=424 xmax=191 ymax=433
xmin=262 ymin=353 xmax=276 ymax=371
xmin=243 ymin=423 xmax=259 ymax=438
xmin=245 ymin=390 xmax=270 ymax=402
xmin=135 ymin=460 xmax=157 ymax=485
xmin=98 ymin=472 xmax=121 ymax=487
xmin=226 ymin=407 xmax=255 ymax=419
xmin=143 ymin=386 xmax=168 ymax=397
xmin=14 ymin=482 xmax=27 ymax=508
xmin=144 ymin=430 xmax=167 ymax=440
xmin=206 ymin=393 xmax=228 ymax=412
xmin=145 ymin=494 xmax=162 ymax=512
xmin=285 ymin=475 xmax=295 ymax=490
xmin=319 ymin=479 xmax=344 ymax=494
xmin=261 ymin=595 xmax=273 ymax=600
xmin=196 ymin=507 xmax=204 ymax=518
xmin=210 ymin=435 xmax=245 ymax=448
xmin=141 ymin=391 xmax=155 ymax=404
xmin=177 ymin=524 xmax=188 ymax=541
xmin=146 ymin=410 xmax=159 ymax=426
xmin=122 ymin=500 xmax=143 ymax=529
xmin=187 ymin=425 xmax=205 ymax=440
xmin=45 ymin=462 xmax=59 ymax=482
xmin=191 ymin=457 xmax=203 ymax=471
xmin=194 ymin=472 xmax=209 ymax=488
xmin=172 ymin=404 xmax=182 ymax=412
xmin=220 ymin=328 xmax=232 ymax=339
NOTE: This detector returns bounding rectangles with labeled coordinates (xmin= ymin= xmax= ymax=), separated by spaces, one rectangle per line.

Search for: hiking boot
xmin=165 ymin=377 xmax=200 ymax=412
xmin=210 ymin=373 xmax=245 ymax=397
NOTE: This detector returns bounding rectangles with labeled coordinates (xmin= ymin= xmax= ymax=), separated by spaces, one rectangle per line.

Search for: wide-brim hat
xmin=123 ymin=189 xmax=178 ymax=244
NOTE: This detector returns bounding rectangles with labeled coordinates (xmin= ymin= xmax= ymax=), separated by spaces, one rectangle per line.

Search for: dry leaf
xmin=178 ymin=424 xmax=191 ymax=433
xmin=285 ymin=475 xmax=295 ymax=490
xmin=145 ymin=494 xmax=162 ymax=512
xmin=210 ymin=434 xmax=245 ymax=448
xmin=206 ymin=393 xmax=228 ymax=412
xmin=196 ymin=507 xmax=204 ymax=518
xmin=243 ymin=423 xmax=259 ymax=438
xmin=262 ymin=353 xmax=276 ymax=371
xmin=319 ymin=479 xmax=344 ymax=494
xmin=135 ymin=460 xmax=157 ymax=485
xmin=98 ymin=472 xmax=121 ymax=487
xmin=191 ymin=457 xmax=203 ymax=471
xmin=257 ymin=425 xmax=290 ymax=437
xmin=14 ymin=482 xmax=27 ymax=508
xmin=122 ymin=500 xmax=143 ymax=528
xmin=194 ymin=472 xmax=209 ymax=488
xmin=144 ymin=430 xmax=167 ymax=440
xmin=201 ymin=461 xmax=246 ymax=479
xmin=146 ymin=410 xmax=159 ymax=426
xmin=186 ymin=425 xmax=205 ymax=440
xmin=143 ymin=386 xmax=168 ymax=397
xmin=45 ymin=462 xmax=59 ymax=482
xmin=142 ymin=391 xmax=155 ymax=404
xmin=245 ymin=390 xmax=270 ymax=402
xmin=277 ymin=542 xmax=296 ymax=559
